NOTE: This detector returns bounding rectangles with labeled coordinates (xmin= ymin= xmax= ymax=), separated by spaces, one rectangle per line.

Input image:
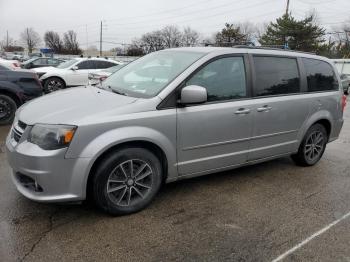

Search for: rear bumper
xmin=329 ymin=118 xmax=344 ymax=142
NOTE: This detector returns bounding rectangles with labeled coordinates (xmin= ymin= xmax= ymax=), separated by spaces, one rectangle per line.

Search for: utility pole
xmin=100 ymin=21 xmax=102 ymax=57
xmin=6 ymin=30 xmax=9 ymax=49
xmin=86 ymin=24 xmax=89 ymax=56
xmin=345 ymin=30 xmax=350 ymax=49
xmin=285 ymin=0 xmax=290 ymax=16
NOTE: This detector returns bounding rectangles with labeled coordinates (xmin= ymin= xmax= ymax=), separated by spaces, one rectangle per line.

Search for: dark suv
xmin=0 ymin=65 xmax=43 ymax=124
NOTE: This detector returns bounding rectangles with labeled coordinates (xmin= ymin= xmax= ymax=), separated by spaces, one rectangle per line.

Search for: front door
xmin=67 ymin=60 xmax=95 ymax=86
xmin=177 ymin=55 xmax=254 ymax=175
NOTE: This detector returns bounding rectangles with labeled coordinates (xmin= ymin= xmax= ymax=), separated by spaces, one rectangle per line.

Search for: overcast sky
xmin=0 ymin=0 xmax=349 ymax=50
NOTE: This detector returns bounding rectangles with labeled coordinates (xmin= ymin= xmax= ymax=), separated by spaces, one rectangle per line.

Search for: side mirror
xmin=71 ymin=65 xmax=78 ymax=71
xmin=180 ymin=85 xmax=207 ymax=105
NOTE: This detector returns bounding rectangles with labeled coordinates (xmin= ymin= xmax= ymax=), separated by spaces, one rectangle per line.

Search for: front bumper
xmin=5 ymin=125 xmax=92 ymax=202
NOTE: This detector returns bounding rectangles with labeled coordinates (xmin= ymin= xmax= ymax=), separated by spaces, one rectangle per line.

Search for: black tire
xmin=0 ymin=94 xmax=17 ymax=125
xmin=291 ymin=124 xmax=328 ymax=166
xmin=92 ymin=147 xmax=163 ymax=215
xmin=43 ymin=77 xmax=65 ymax=93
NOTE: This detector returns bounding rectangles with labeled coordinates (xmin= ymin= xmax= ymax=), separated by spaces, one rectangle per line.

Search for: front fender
xmin=40 ymin=73 xmax=66 ymax=83
xmin=66 ymin=125 xmax=178 ymax=181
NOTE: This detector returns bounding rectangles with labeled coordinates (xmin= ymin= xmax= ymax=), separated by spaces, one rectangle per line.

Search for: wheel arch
xmin=297 ymin=110 xmax=333 ymax=150
xmin=86 ymin=140 xmax=169 ymax=200
xmin=43 ymin=75 xmax=66 ymax=87
xmin=313 ymin=119 xmax=331 ymax=138
xmin=0 ymin=89 xmax=21 ymax=106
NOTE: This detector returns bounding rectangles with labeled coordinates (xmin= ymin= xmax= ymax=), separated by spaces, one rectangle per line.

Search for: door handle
xmin=257 ymin=105 xmax=272 ymax=112
xmin=235 ymin=108 xmax=251 ymax=115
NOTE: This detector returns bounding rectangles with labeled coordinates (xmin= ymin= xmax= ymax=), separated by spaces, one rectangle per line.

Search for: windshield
xmin=23 ymin=58 xmax=37 ymax=64
xmin=102 ymin=51 xmax=205 ymax=98
xmin=57 ymin=59 xmax=77 ymax=69
xmin=104 ymin=64 xmax=124 ymax=73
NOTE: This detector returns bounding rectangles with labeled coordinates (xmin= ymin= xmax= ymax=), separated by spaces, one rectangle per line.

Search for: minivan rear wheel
xmin=0 ymin=94 xmax=17 ymax=125
xmin=92 ymin=147 xmax=163 ymax=215
xmin=291 ymin=124 xmax=328 ymax=166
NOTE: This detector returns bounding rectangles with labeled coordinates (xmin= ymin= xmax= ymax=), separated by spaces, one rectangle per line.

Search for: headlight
xmin=28 ymin=124 xmax=77 ymax=150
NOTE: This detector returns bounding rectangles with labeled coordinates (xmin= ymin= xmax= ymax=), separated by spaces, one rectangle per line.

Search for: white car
xmin=32 ymin=58 xmax=122 ymax=93
xmin=88 ymin=64 xmax=125 ymax=85
xmin=0 ymin=58 xmax=21 ymax=70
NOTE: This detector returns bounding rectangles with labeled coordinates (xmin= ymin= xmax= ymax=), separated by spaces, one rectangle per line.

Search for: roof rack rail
xmin=232 ymin=45 xmax=316 ymax=55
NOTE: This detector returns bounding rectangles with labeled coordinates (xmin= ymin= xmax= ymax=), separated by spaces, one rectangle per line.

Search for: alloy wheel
xmin=106 ymin=159 xmax=153 ymax=207
xmin=304 ymin=130 xmax=325 ymax=162
xmin=0 ymin=98 xmax=12 ymax=120
xmin=46 ymin=80 xmax=63 ymax=92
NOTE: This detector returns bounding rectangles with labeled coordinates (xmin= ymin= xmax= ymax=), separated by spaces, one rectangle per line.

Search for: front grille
xmin=18 ymin=120 xmax=27 ymax=130
xmin=13 ymin=129 xmax=22 ymax=142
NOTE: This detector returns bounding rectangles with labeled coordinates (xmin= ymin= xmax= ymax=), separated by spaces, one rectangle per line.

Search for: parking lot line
xmin=271 ymin=210 xmax=350 ymax=262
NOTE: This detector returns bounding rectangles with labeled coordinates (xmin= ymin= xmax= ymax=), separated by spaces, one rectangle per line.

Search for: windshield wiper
xmin=106 ymin=86 xmax=128 ymax=96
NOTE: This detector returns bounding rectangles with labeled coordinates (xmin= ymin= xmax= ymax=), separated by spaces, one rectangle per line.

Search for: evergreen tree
xmin=260 ymin=14 xmax=325 ymax=52
xmin=215 ymin=23 xmax=247 ymax=47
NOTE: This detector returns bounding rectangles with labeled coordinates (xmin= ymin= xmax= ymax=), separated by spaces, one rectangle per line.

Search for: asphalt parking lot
xmin=0 ymin=98 xmax=349 ymax=262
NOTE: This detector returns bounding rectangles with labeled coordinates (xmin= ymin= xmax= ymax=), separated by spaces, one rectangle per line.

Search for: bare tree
xmin=140 ymin=30 xmax=165 ymax=53
xmin=44 ymin=31 xmax=63 ymax=53
xmin=161 ymin=25 xmax=182 ymax=48
xmin=20 ymin=28 xmax=41 ymax=53
xmin=182 ymin=27 xmax=200 ymax=47
xmin=63 ymin=30 xmax=82 ymax=55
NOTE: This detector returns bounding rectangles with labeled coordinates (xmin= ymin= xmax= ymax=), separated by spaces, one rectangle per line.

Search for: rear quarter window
xmin=302 ymin=58 xmax=338 ymax=92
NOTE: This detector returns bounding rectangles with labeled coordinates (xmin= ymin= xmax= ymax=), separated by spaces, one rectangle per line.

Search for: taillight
xmin=12 ymin=62 xmax=20 ymax=67
xmin=342 ymin=95 xmax=347 ymax=112
xmin=100 ymin=76 xmax=107 ymax=82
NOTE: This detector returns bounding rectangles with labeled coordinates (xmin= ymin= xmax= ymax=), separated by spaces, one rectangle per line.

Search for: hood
xmin=17 ymin=86 xmax=139 ymax=125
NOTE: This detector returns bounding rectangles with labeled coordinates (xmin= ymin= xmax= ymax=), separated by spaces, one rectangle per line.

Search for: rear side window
xmin=186 ymin=56 xmax=247 ymax=102
xmin=253 ymin=56 xmax=300 ymax=97
xmin=95 ymin=61 xmax=115 ymax=69
xmin=32 ymin=58 xmax=47 ymax=65
xmin=302 ymin=58 xmax=338 ymax=92
xmin=47 ymin=58 xmax=59 ymax=65
xmin=77 ymin=60 xmax=96 ymax=70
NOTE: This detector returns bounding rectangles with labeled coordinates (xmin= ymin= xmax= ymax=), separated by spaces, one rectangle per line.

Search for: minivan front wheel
xmin=92 ymin=148 xmax=163 ymax=215
xmin=292 ymin=124 xmax=328 ymax=166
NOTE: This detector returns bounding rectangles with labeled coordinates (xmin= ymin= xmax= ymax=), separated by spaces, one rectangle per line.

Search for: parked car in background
xmin=28 ymin=53 xmax=42 ymax=58
xmin=0 ymin=65 xmax=42 ymax=124
xmin=21 ymin=57 xmax=65 ymax=69
xmin=32 ymin=58 xmax=122 ymax=93
xmin=340 ymin=74 xmax=349 ymax=95
xmin=5 ymin=47 xmax=345 ymax=215
xmin=333 ymin=59 xmax=350 ymax=94
xmin=88 ymin=64 xmax=124 ymax=85
xmin=0 ymin=58 xmax=21 ymax=70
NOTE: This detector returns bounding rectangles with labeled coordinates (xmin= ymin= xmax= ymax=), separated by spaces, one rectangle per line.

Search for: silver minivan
xmin=6 ymin=47 xmax=346 ymax=215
